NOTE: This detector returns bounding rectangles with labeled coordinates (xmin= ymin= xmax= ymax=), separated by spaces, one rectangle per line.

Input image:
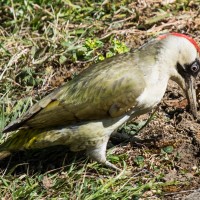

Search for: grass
xmin=1 ymin=0 xmax=200 ymax=199
xmin=0 ymin=149 xmax=180 ymax=199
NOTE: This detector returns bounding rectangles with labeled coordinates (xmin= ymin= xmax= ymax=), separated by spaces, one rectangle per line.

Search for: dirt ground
xmin=114 ymin=79 xmax=200 ymax=199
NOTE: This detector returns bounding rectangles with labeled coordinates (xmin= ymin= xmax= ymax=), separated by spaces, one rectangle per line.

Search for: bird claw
xmin=104 ymin=160 xmax=121 ymax=171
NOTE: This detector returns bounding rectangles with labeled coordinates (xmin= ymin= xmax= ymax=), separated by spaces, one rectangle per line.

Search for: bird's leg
xmin=86 ymin=137 xmax=121 ymax=171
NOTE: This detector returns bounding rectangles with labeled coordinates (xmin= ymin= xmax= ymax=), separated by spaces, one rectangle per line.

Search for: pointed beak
xmin=185 ymin=75 xmax=198 ymax=118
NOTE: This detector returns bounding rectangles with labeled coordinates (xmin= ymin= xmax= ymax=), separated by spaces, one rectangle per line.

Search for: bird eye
xmin=190 ymin=62 xmax=199 ymax=73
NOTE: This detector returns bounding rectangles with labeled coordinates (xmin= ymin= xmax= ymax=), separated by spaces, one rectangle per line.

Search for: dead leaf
xmin=164 ymin=99 xmax=188 ymax=109
xmin=164 ymin=169 xmax=177 ymax=182
xmin=42 ymin=175 xmax=53 ymax=189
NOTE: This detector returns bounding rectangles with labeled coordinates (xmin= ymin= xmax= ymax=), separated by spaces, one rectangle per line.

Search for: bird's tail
xmin=0 ymin=129 xmax=40 ymax=160
xmin=0 ymin=128 xmax=70 ymax=160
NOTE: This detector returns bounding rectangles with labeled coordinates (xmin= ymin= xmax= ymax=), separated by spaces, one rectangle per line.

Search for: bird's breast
xmin=135 ymin=79 xmax=169 ymax=110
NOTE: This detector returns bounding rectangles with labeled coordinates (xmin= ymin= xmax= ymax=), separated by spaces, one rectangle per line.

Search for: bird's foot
xmin=86 ymin=136 xmax=133 ymax=174
xmin=104 ymin=160 xmax=121 ymax=171
xmin=86 ymin=138 xmax=123 ymax=172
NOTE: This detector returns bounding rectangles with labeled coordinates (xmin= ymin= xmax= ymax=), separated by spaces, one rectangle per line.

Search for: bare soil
xmin=115 ymin=79 xmax=200 ymax=199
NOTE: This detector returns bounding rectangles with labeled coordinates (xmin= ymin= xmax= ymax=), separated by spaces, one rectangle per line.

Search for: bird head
xmin=158 ymin=33 xmax=200 ymax=118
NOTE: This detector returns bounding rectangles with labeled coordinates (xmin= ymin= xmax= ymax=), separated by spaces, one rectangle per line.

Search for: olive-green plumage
xmin=0 ymin=42 xmax=157 ymax=168
xmin=1 ymin=33 xmax=199 ymax=170
xmin=4 ymin=52 xmax=149 ymax=131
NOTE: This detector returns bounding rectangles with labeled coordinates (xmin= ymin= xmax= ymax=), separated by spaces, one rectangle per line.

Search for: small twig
xmin=10 ymin=0 xmax=17 ymax=22
xmin=135 ymin=106 xmax=159 ymax=135
xmin=1 ymin=155 xmax=12 ymax=177
xmin=101 ymin=29 xmax=142 ymax=40
xmin=109 ymin=15 xmax=136 ymax=27
xmin=76 ymin=56 xmax=98 ymax=64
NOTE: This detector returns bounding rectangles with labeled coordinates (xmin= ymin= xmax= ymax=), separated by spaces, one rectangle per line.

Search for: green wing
xmin=3 ymin=53 xmax=147 ymax=132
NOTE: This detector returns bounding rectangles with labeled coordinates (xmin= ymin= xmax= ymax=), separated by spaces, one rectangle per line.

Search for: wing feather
xmin=3 ymin=53 xmax=146 ymax=132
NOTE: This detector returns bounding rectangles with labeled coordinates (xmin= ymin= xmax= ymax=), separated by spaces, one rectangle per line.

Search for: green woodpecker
xmin=1 ymin=33 xmax=200 ymax=170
